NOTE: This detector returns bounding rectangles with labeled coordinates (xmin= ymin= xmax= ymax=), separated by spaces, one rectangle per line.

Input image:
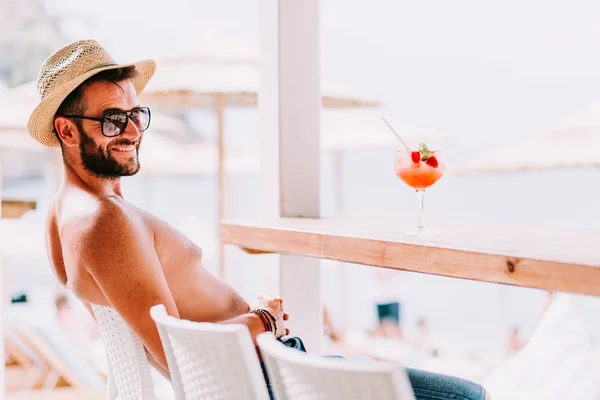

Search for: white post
xmin=216 ymin=103 xmax=226 ymax=279
xmin=0 ymin=167 xmax=4 ymax=396
xmin=259 ymin=0 xmax=323 ymax=352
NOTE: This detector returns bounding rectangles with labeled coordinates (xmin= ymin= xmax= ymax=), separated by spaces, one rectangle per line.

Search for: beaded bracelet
xmin=257 ymin=309 xmax=277 ymax=334
xmin=252 ymin=309 xmax=270 ymax=332
xmin=253 ymin=308 xmax=277 ymax=334
xmin=252 ymin=309 xmax=273 ymax=333
xmin=256 ymin=309 xmax=274 ymax=333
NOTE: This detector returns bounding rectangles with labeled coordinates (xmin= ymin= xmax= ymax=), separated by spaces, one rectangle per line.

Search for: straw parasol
xmin=140 ymin=31 xmax=379 ymax=110
xmin=139 ymin=133 xmax=258 ymax=177
xmin=0 ymin=84 xmax=40 ymax=219
xmin=0 ymin=83 xmax=35 ymax=131
xmin=142 ymin=56 xmax=380 ymax=109
xmin=0 ymin=215 xmax=46 ymax=262
xmin=454 ymin=102 xmax=600 ymax=174
xmin=0 ymin=128 xmax=45 ymax=152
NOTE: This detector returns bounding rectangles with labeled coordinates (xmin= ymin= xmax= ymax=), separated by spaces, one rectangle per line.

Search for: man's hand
xmin=252 ymin=295 xmax=289 ymax=338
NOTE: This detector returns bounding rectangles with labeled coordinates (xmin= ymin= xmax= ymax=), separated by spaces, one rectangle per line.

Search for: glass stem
xmin=417 ymin=190 xmax=425 ymax=232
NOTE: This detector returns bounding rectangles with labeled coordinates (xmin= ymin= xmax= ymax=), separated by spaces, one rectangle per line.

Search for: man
xmin=30 ymin=40 xmax=488 ymax=400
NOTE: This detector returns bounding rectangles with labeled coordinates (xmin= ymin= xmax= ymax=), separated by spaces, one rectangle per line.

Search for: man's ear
xmin=54 ymin=117 xmax=79 ymax=148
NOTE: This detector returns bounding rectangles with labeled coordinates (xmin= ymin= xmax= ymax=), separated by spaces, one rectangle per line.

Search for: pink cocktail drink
xmin=395 ymin=149 xmax=446 ymax=190
xmin=394 ymin=144 xmax=446 ymax=234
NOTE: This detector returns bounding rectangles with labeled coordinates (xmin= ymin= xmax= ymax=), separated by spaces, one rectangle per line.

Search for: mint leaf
xmin=418 ymin=142 xmax=432 ymax=160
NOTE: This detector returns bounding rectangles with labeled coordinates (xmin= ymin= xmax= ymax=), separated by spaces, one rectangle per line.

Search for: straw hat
xmin=27 ymin=39 xmax=156 ymax=147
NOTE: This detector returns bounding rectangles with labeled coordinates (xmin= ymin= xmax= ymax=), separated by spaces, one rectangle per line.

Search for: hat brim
xmin=27 ymin=59 xmax=156 ymax=147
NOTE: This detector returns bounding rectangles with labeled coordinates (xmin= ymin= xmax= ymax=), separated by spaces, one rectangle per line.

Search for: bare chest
xmin=54 ymin=207 xmax=204 ymax=305
xmin=141 ymin=210 xmax=205 ymax=279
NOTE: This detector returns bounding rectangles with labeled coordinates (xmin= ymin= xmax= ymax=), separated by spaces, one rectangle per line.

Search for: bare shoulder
xmin=57 ymin=192 xmax=150 ymax=260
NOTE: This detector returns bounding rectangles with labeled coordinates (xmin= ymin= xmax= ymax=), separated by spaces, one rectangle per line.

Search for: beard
xmin=78 ymin=128 xmax=141 ymax=178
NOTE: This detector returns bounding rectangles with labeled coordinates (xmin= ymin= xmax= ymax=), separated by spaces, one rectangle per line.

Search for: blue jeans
xmin=260 ymin=363 xmax=487 ymax=400
xmin=404 ymin=368 xmax=487 ymax=400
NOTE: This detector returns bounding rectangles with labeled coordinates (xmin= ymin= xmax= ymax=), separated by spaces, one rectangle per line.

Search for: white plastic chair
xmin=149 ymin=306 xmax=185 ymax=400
xmin=150 ymin=304 xmax=270 ymax=400
xmin=257 ymin=332 xmax=416 ymax=400
xmin=92 ymin=304 xmax=159 ymax=400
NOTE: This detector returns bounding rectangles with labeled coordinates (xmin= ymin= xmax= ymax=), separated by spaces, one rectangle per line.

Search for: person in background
xmin=323 ymin=306 xmax=342 ymax=343
xmin=54 ymin=292 xmax=103 ymax=369
xmin=414 ymin=317 xmax=440 ymax=357
xmin=371 ymin=301 xmax=403 ymax=340
xmin=507 ymin=326 xmax=524 ymax=355
xmin=415 ymin=318 xmax=430 ymax=346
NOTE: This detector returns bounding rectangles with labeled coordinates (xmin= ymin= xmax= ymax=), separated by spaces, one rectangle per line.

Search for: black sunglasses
xmin=61 ymin=107 xmax=151 ymax=138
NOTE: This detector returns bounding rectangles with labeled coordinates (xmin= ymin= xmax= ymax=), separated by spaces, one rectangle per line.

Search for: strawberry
xmin=411 ymin=151 xmax=421 ymax=163
xmin=426 ymin=155 xmax=438 ymax=168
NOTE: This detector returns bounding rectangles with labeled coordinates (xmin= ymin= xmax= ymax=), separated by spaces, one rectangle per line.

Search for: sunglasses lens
xmin=131 ymin=108 xmax=151 ymax=132
xmin=103 ymin=113 xmax=127 ymax=137
xmin=101 ymin=108 xmax=150 ymax=136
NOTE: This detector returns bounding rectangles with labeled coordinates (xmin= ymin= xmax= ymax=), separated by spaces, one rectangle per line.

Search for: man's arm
xmin=74 ymin=201 xmax=275 ymax=371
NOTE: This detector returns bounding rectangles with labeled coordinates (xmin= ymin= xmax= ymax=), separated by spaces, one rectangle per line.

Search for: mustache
xmin=109 ymin=140 xmax=140 ymax=148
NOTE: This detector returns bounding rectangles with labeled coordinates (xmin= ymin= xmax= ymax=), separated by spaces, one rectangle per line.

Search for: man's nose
xmin=121 ymin=116 xmax=141 ymax=141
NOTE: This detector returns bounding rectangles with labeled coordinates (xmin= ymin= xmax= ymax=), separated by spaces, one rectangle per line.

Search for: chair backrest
xmin=149 ymin=304 xmax=270 ymax=400
xmin=149 ymin=305 xmax=185 ymax=400
xmin=257 ymin=333 xmax=416 ymax=400
xmin=91 ymin=304 xmax=158 ymax=400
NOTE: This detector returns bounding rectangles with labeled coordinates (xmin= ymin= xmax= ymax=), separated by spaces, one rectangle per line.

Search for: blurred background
xmin=2 ymin=0 xmax=600 ymax=398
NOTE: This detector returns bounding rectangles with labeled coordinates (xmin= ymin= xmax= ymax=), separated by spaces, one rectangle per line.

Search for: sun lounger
xmin=6 ymin=387 xmax=104 ymax=400
xmin=4 ymin=329 xmax=49 ymax=390
xmin=11 ymin=324 xmax=105 ymax=390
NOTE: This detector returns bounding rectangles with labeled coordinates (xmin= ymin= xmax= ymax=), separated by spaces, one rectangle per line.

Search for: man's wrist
xmin=251 ymin=309 xmax=274 ymax=333
xmin=257 ymin=309 xmax=277 ymax=334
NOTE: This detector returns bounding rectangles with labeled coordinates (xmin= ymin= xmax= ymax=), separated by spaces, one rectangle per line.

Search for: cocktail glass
xmin=394 ymin=144 xmax=446 ymax=235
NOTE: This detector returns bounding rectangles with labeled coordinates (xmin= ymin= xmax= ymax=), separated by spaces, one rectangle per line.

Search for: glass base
xmin=402 ymin=229 xmax=440 ymax=237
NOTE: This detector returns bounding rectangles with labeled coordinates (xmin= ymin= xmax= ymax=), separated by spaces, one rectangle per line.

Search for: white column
xmin=0 ymin=167 xmax=4 ymax=396
xmin=259 ymin=0 xmax=323 ymax=352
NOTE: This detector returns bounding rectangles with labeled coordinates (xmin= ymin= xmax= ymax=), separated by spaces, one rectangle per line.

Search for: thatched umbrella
xmin=454 ymin=102 xmax=600 ymax=174
xmin=0 ymin=86 xmax=40 ymax=218
xmin=139 ymin=133 xmax=258 ymax=177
